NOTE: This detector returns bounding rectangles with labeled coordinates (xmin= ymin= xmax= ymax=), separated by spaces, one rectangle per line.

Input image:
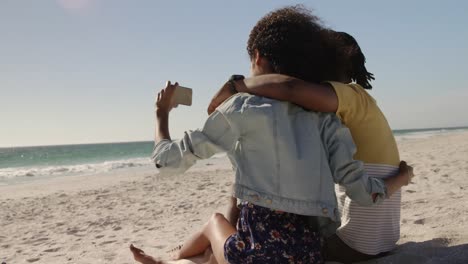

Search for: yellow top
xmin=326 ymin=81 xmax=400 ymax=166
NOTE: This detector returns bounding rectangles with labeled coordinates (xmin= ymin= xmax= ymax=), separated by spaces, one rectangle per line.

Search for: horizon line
xmin=2 ymin=125 xmax=468 ymax=149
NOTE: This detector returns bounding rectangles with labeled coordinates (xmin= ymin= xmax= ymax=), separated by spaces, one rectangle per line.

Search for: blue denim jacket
xmin=152 ymin=94 xmax=386 ymax=227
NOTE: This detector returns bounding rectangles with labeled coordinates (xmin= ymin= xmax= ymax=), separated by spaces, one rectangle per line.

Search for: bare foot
xmin=167 ymin=244 xmax=182 ymax=260
xmin=130 ymin=244 xmax=164 ymax=264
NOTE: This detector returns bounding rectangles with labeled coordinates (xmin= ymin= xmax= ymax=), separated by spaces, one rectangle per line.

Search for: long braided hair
xmin=333 ymin=31 xmax=375 ymax=89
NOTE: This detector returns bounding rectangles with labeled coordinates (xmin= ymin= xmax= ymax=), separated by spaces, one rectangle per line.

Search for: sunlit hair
xmin=247 ymin=6 xmax=375 ymax=89
xmin=247 ymin=5 xmax=336 ymax=83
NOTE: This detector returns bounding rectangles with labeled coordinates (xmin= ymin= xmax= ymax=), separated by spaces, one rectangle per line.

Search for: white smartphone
xmin=173 ymin=86 xmax=193 ymax=106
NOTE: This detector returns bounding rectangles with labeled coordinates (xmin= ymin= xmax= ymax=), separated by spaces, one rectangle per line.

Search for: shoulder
xmin=216 ymin=93 xmax=280 ymax=115
xmin=323 ymin=81 xmax=379 ymax=122
xmin=216 ymin=93 xmax=250 ymax=114
xmin=325 ymin=81 xmax=376 ymax=103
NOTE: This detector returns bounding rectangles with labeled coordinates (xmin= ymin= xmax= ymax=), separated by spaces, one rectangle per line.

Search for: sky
xmin=1 ymin=0 xmax=468 ymax=147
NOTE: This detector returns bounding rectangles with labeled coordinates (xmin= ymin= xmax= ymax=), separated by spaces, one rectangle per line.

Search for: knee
xmin=203 ymin=212 xmax=226 ymax=230
xmin=229 ymin=196 xmax=237 ymax=205
xmin=210 ymin=212 xmax=225 ymax=222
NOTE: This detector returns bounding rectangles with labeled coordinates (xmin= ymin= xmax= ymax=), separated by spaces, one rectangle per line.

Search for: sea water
xmin=1 ymin=126 xmax=467 ymax=184
xmin=0 ymin=141 xmax=155 ymax=183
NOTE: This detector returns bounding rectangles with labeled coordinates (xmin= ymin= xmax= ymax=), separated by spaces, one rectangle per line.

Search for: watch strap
xmin=228 ymin=75 xmax=245 ymax=94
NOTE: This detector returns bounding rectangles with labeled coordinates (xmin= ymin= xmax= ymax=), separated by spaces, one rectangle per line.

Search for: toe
xmin=130 ymin=244 xmax=145 ymax=254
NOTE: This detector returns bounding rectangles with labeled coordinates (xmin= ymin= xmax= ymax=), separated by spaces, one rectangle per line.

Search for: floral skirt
xmin=224 ymin=202 xmax=323 ymax=264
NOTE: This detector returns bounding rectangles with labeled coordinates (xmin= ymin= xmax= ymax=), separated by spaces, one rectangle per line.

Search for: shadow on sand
xmin=167 ymin=238 xmax=468 ymax=264
xmin=358 ymin=238 xmax=468 ymax=264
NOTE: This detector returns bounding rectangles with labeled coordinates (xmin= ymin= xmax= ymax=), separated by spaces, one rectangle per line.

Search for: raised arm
xmin=208 ymin=74 xmax=338 ymax=114
xmin=155 ymin=81 xmax=176 ymax=142
xmin=153 ymin=81 xmax=239 ymax=175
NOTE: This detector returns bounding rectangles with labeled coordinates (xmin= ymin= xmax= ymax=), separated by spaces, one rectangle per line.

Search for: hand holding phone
xmin=156 ymin=82 xmax=193 ymax=116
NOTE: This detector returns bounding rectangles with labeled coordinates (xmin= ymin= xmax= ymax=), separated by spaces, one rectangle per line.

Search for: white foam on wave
xmin=395 ymin=130 xmax=443 ymax=141
xmin=395 ymin=128 xmax=467 ymax=141
xmin=0 ymin=157 xmax=153 ymax=180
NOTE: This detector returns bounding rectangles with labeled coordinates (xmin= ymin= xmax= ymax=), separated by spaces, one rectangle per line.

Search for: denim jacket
xmin=152 ymin=94 xmax=386 ymax=229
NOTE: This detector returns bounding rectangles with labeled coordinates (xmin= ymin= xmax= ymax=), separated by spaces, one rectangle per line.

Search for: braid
xmin=334 ymin=32 xmax=375 ymax=89
xmin=350 ymin=45 xmax=374 ymax=89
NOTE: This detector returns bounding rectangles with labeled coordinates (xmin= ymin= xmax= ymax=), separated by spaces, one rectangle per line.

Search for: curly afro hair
xmin=247 ymin=5 xmax=337 ymax=83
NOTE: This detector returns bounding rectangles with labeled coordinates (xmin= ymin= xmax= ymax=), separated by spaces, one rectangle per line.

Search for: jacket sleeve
xmin=320 ymin=114 xmax=387 ymax=206
xmin=151 ymin=110 xmax=239 ymax=176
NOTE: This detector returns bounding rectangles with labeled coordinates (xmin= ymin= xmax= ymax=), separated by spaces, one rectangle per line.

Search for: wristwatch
xmin=228 ymin=74 xmax=245 ymax=94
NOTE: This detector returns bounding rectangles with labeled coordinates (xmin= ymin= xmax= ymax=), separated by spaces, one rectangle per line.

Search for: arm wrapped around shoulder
xmin=321 ymin=114 xmax=387 ymax=206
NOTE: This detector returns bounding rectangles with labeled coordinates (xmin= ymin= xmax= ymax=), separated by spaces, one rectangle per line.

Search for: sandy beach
xmin=1 ymin=131 xmax=468 ymax=264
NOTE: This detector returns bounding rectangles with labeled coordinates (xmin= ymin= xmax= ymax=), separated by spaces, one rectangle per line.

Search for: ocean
xmin=1 ymin=126 xmax=468 ymax=184
xmin=0 ymin=141 xmax=155 ymax=184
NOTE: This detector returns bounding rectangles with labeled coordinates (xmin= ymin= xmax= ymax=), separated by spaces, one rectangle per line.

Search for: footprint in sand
xmin=415 ymin=199 xmax=428 ymax=204
xmin=43 ymin=247 xmax=61 ymax=253
xmin=103 ymin=253 xmax=115 ymax=262
xmin=26 ymin=258 xmax=40 ymax=263
xmin=99 ymin=240 xmax=117 ymax=246
xmin=414 ymin=218 xmax=426 ymax=225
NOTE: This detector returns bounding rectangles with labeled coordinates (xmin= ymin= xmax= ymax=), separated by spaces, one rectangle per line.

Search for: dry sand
xmin=1 ymin=131 xmax=468 ymax=263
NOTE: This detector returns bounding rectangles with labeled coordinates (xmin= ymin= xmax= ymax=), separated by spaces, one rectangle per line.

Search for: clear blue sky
xmin=1 ymin=0 xmax=467 ymax=147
